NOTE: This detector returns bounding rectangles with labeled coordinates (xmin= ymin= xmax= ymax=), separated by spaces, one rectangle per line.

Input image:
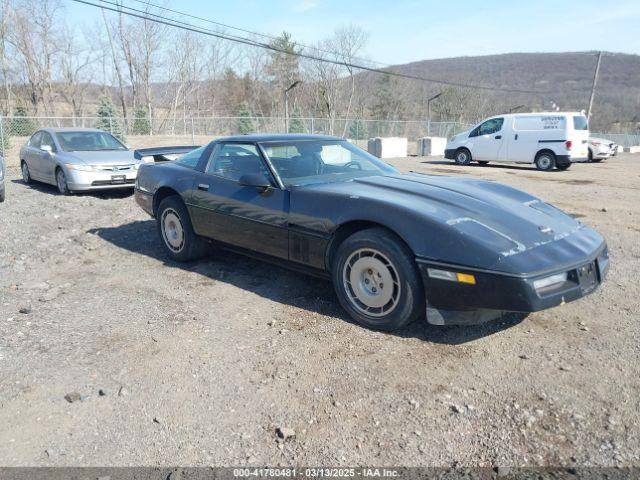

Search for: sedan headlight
xmin=66 ymin=163 xmax=94 ymax=172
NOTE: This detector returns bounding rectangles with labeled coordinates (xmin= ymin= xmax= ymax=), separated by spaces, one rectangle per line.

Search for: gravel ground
xmin=0 ymin=154 xmax=639 ymax=468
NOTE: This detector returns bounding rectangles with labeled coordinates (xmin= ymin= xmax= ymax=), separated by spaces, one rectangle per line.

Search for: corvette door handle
xmin=197 ymin=183 xmax=210 ymax=191
xmin=514 ymin=134 xmax=519 ymax=140
xmin=495 ymin=135 xmax=502 ymax=140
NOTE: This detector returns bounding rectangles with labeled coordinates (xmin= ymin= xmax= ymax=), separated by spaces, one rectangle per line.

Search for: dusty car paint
xmin=134 ymin=135 xmax=608 ymax=325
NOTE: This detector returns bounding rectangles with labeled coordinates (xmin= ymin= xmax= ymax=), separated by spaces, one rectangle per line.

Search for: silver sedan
xmin=19 ymin=128 xmax=143 ymax=194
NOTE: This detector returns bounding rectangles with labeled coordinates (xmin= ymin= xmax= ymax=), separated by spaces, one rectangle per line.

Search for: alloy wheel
xmin=161 ymin=208 xmax=185 ymax=253
xmin=342 ymin=248 xmax=401 ymax=317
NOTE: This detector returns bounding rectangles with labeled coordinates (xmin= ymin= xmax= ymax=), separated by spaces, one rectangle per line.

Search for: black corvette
xmin=134 ymin=134 xmax=608 ymax=331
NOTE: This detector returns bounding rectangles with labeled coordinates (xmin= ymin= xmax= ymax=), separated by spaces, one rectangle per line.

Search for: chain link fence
xmin=4 ymin=115 xmax=637 ymax=167
xmin=0 ymin=115 xmax=473 ymax=159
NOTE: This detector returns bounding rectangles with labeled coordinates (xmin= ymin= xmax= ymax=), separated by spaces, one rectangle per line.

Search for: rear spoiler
xmin=133 ymin=145 xmax=201 ymax=162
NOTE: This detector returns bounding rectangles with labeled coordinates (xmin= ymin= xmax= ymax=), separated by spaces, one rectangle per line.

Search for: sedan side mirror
xmin=238 ymin=173 xmax=272 ymax=193
xmin=41 ymin=144 xmax=53 ymax=154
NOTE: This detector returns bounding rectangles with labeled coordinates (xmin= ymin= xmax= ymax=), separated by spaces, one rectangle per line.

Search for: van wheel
xmin=535 ymin=151 xmax=555 ymax=171
xmin=454 ymin=148 xmax=472 ymax=166
xmin=477 ymin=161 xmax=489 ymax=165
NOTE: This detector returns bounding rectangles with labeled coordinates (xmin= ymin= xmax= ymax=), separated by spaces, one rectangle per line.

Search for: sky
xmin=69 ymin=0 xmax=640 ymax=65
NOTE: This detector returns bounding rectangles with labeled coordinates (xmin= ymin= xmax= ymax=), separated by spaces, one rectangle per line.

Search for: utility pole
xmin=587 ymin=51 xmax=602 ymax=120
xmin=284 ymin=80 xmax=301 ymax=133
xmin=427 ymin=92 xmax=443 ymax=136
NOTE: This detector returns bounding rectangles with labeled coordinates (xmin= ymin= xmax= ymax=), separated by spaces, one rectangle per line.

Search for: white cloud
xmin=293 ymin=0 xmax=318 ymax=12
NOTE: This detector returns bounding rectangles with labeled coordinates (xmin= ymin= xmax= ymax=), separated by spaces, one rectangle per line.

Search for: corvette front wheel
xmin=332 ymin=228 xmax=425 ymax=331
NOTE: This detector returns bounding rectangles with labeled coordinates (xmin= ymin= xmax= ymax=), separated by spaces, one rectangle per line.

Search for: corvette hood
xmin=354 ymin=173 xmax=584 ymax=253
xmin=300 ymin=172 xmax=605 ymax=273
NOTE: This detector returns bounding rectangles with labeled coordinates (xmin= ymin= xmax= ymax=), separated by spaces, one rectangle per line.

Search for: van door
xmin=469 ymin=117 xmax=505 ymax=161
xmin=569 ymin=114 xmax=589 ymax=160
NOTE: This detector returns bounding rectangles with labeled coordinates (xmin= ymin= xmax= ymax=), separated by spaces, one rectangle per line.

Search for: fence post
xmin=109 ymin=117 xmax=113 ymax=135
xmin=191 ymin=117 xmax=195 ymax=144
xmin=0 ymin=115 xmax=4 ymax=158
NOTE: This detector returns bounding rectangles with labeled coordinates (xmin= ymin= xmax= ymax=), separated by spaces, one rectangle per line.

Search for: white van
xmin=444 ymin=112 xmax=589 ymax=171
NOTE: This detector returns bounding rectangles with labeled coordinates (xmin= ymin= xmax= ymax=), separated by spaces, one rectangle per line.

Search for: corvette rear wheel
xmin=332 ymin=227 xmax=425 ymax=331
xmin=157 ymin=195 xmax=208 ymax=262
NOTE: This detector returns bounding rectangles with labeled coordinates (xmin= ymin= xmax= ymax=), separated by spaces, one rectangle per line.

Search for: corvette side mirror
xmin=238 ymin=173 xmax=272 ymax=193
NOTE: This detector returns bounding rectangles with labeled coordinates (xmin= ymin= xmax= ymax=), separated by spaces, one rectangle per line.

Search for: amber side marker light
xmin=427 ymin=268 xmax=476 ymax=285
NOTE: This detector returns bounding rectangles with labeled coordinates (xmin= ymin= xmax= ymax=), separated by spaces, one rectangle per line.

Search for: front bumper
xmin=66 ymin=168 xmax=138 ymax=191
xmin=444 ymin=149 xmax=456 ymax=159
xmin=416 ymin=243 xmax=609 ymax=325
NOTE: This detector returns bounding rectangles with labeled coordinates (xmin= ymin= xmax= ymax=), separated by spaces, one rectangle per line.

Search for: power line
xmin=123 ymin=0 xmax=390 ymax=68
xmin=71 ymin=0 xmax=550 ymax=95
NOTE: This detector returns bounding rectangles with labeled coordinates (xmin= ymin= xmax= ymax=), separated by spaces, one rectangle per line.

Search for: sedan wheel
xmin=333 ymin=227 xmax=425 ymax=331
xmin=22 ymin=162 xmax=31 ymax=184
xmin=56 ymin=169 xmax=71 ymax=195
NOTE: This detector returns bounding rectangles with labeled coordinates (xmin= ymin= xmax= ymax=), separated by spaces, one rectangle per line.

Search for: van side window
xmin=477 ymin=118 xmax=504 ymax=136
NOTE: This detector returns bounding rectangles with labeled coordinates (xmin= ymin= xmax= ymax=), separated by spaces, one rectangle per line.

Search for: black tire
xmin=588 ymin=149 xmax=593 ymax=162
xmin=21 ymin=161 xmax=32 ymax=184
xmin=332 ymin=227 xmax=425 ymax=332
xmin=591 ymin=158 xmax=603 ymax=163
xmin=55 ymin=168 xmax=72 ymax=195
xmin=556 ymin=163 xmax=571 ymax=171
xmin=454 ymin=148 xmax=472 ymax=166
xmin=477 ymin=161 xmax=490 ymax=165
xmin=535 ymin=151 xmax=555 ymax=171
xmin=156 ymin=195 xmax=208 ymax=262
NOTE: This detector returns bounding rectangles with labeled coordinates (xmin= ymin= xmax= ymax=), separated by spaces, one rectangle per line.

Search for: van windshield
xmin=573 ymin=116 xmax=589 ymax=131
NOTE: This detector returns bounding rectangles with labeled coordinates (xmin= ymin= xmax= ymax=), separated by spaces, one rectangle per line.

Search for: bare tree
xmin=58 ymin=26 xmax=96 ymax=121
xmin=101 ymin=7 xmax=128 ymax=121
xmin=9 ymin=0 xmax=62 ymax=114
xmin=333 ymin=25 xmax=368 ymax=135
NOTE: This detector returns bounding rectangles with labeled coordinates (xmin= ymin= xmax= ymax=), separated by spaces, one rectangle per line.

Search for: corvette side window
xmin=206 ymin=143 xmax=269 ymax=182
xmin=175 ymin=146 xmax=205 ymax=169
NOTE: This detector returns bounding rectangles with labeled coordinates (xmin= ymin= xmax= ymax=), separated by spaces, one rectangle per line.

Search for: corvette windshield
xmin=57 ymin=131 xmax=127 ymax=152
xmin=260 ymin=140 xmax=397 ymax=187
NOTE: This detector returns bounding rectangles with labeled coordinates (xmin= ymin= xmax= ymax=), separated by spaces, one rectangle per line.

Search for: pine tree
xmin=9 ymin=105 xmax=36 ymax=137
xmin=0 ymin=119 xmax=9 ymax=152
xmin=236 ymin=103 xmax=255 ymax=135
xmin=348 ymin=117 xmax=368 ymax=140
xmin=288 ymin=106 xmax=306 ymax=133
xmin=132 ymin=107 xmax=151 ymax=135
xmin=95 ymin=97 xmax=124 ymax=140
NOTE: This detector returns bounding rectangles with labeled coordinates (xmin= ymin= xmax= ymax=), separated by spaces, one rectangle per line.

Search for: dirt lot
xmin=0 ymin=153 xmax=639 ymax=468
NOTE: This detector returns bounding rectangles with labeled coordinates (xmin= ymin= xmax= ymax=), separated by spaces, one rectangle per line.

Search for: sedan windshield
xmin=56 ymin=131 xmax=127 ymax=152
xmin=260 ymin=140 xmax=397 ymax=187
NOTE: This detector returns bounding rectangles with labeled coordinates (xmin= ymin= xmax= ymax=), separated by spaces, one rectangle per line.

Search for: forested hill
xmin=358 ymin=52 xmax=640 ymax=131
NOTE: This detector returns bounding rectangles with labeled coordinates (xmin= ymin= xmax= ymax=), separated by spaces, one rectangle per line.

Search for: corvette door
xmin=189 ymin=142 xmax=290 ymax=259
